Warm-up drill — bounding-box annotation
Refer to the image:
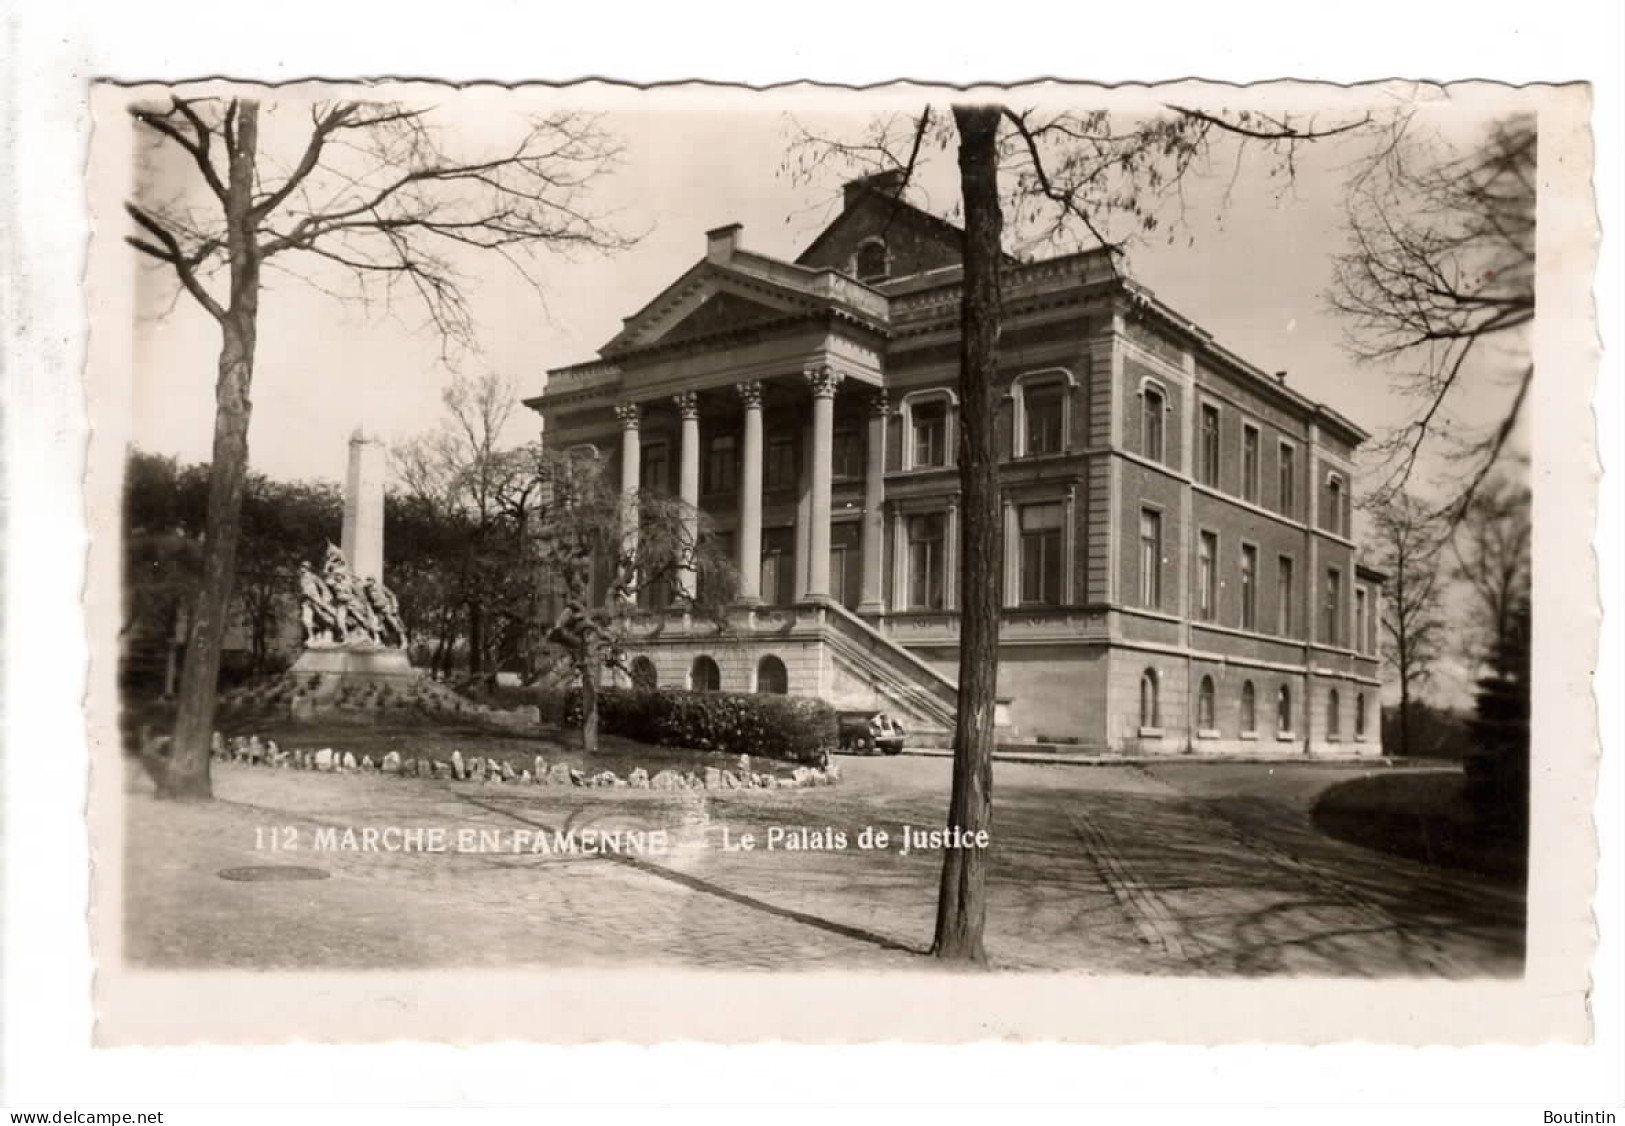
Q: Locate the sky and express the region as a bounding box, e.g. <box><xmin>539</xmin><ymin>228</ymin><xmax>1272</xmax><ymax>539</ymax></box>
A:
<box><xmin>126</xmin><ymin>83</ymin><xmax>1535</xmax><ymax>702</ymax></box>
<box><xmin>130</xmin><ymin>82</ymin><xmax>1527</xmax><ymax>490</ymax></box>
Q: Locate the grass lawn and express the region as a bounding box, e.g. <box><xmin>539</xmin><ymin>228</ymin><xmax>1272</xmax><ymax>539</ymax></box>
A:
<box><xmin>1310</xmin><ymin>769</ymin><xmax>1527</xmax><ymax>887</ymax></box>
<box><xmin>121</xmin><ymin>696</ymin><xmax>809</xmax><ymax>781</ymax></box>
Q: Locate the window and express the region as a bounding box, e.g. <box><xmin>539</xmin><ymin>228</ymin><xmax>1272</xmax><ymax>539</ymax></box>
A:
<box><xmin>689</xmin><ymin>655</ymin><xmax>721</xmax><ymax>692</ymax></box>
<box><xmin>640</xmin><ymin>441</ymin><xmax>669</xmax><ymax>493</ymax></box>
<box><xmin>1242</xmin><ymin>424</ymin><xmax>1261</xmax><ymax>503</ymax></box>
<box><xmin>1324</xmin><ymin>567</ymin><xmax>1343</xmax><ymax>646</ymax></box>
<box><xmin>828</xmin><ymin>522</ymin><xmax>859</xmax><ymax>609</ymax></box>
<box><xmin>1328</xmin><ymin>688</ymin><xmax>1342</xmax><ymax>738</ymax></box>
<box><xmin>1278</xmin><ymin>442</ymin><xmax>1297</xmax><ymax>516</ymax></box>
<box><xmin>1198</xmin><ymin>675</ymin><xmax>1216</xmax><ymax>732</ymax></box>
<box><xmin>630</xmin><ymin>656</ymin><xmax>658</xmax><ymax>690</ymax></box>
<box><xmin>1023</xmin><ymin>381</ymin><xmax>1066</xmax><ymax>456</ymax></box>
<box><xmin>1199</xmin><ymin>404</ymin><xmax>1221</xmax><ymax>486</ymax></box>
<box><xmin>641</xmin><ymin>575</ymin><xmax>672</xmax><ymax>611</ymax></box>
<box><xmin>1141</xmin><ymin>384</ymin><xmax>1166</xmax><ymax>463</ymax></box>
<box><xmin>1197</xmin><ymin>531</ymin><xmax>1218</xmax><ymax>622</ymax></box>
<box><xmin>704</xmin><ymin>433</ymin><xmax>737</xmax><ymax>495</ymax></box>
<box><xmin>760</xmin><ymin>528</ymin><xmax>793</xmax><ymax>605</ymax></box>
<box><xmin>755</xmin><ymin>655</ymin><xmax>788</xmax><ymax>695</ymax></box>
<box><xmin>906</xmin><ymin>513</ymin><xmax>947</xmax><ymax>611</ymax></box>
<box><xmin>1240</xmin><ymin>544</ymin><xmax>1258</xmax><ymax>630</ymax></box>
<box><xmin>1325</xmin><ymin>475</ymin><xmax>1344</xmax><ymax>536</ymax></box>
<box><xmin>832</xmin><ymin>427</ymin><xmax>863</xmax><ymax>480</ymax></box>
<box><xmin>854</xmin><ymin>239</ymin><xmax>889</xmax><ymax>283</ymax></box>
<box><xmin>1355</xmin><ymin>693</ymin><xmax>1368</xmax><ymax>740</ymax></box>
<box><xmin>911</xmin><ymin>400</ymin><xmax>949</xmax><ymax>468</ymax></box>
<box><xmin>1240</xmin><ymin>681</ymin><xmax>1258</xmax><ymax>734</ymax></box>
<box><xmin>1019</xmin><ymin>502</ymin><xmax>1065</xmax><ymax>605</ymax></box>
<box><xmin>1355</xmin><ymin>588</ymin><xmax>1368</xmax><ymax>655</ymax></box>
<box><xmin>1139</xmin><ymin>508</ymin><xmax>1164</xmax><ymax>610</ymax></box>
<box><xmin>1277</xmin><ymin>684</ymin><xmax>1294</xmax><ymax>733</ymax></box>
<box><xmin>1140</xmin><ymin>669</ymin><xmax>1161</xmax><ymax>731</ymax></box>
<box><xmin>764</xmin><ymin>433</ymin><xmax>797</xmax><ymax>491</ymax></box>
<box><xmin>1366</xmin><ymin>587</ymin><xmax>1379</xmax><ymax>654</ymax></box>
<box><xmin>1277</xmin><ymin>554</ymin><xmax>1296</xmax><ymax>636</ymax></box>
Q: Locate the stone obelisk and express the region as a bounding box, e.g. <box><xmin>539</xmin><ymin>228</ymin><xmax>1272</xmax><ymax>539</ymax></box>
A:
<box><xmin>341</xmin><ymin>427</ymin><xmax>386</xmax><ymax>583</ymax></box>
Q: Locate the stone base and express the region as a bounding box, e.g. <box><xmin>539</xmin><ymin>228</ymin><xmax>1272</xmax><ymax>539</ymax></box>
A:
<box><xmin>286</xmin><ymin>646</ymin><xmax>418</xmax><ymax>721</ymax></box>
<box><xmin>289</xmin><ymin>645</ymin><xmax>416</xmax><ymax>678</ymax></box>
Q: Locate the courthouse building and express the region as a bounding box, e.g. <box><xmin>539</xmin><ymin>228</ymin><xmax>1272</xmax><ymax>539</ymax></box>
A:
<box><xmin>526</xmin><ymin>171</ymin><xmax>1385</xmax><ymax>755</ymax></box>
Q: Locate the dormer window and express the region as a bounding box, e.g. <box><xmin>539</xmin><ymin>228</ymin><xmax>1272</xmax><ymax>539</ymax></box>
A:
<box><xmin>854</xmin><ymin>238</ymin><xmax>890</xmax><ymax>283</ymax></box>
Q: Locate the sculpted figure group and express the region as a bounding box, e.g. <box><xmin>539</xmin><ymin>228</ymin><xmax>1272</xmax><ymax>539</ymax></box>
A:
<box><xmin>299</xmin><ymin>544</ymin><xmax>408</xmax><ymax>650</ymax></box>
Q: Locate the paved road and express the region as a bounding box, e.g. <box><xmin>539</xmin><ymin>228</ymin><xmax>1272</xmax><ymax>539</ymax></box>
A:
<box><xmin>121</xmin><ymin>756</ymin><xmax>1524</xmax><ymax>975</ymax></box>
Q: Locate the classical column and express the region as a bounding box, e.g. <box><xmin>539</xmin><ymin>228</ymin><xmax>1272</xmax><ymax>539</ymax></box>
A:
<box><xmin>674</xmin><ymin>391</ymin><xmax>701</xmax><ymax>600</ymax></box>
<box><xmin>613</xmin><ymin>401</ymin><xmax>642</xmax><ymax>601</ymax></box>
<box><xmin>794</xmin><ymin>418</ymin><xmax>811</xmax><ymax>599</ymax></box>
<box><xmin>735</xmin><ymin>380</ymin><xmax>765</xmax><ymax>605</ymax></box>
<box><xmin>804</xmin><ymin>366</ymin><xmax>842</xmax><ymax>601</ymax></box>
<box><xmin>857</xmin><ymin>390</ymin><xmax>888</xmax><ymax>615</ymax></box>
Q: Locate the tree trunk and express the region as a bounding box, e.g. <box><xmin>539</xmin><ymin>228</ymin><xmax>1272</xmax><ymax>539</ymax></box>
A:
<box><xmin>933</xmin><ymin>104</ymin><xmax>1003</xmax><ymax>965</ymax></box>
<box><xmin>580</xmin><ymin>650</ymin><xmax>601</xmax><ymax>753</ymax></box>
<box><xmin>468</xmin><ymin>599</ymin><xmax>485</xmax><ymax>674</ymax></box>
<box><xmin>163</xmin><ymin>101</ymin><xmax>262</xmax><ymax>800</ymax></box>
<box><xmin>1398</xmin><ymin>676</ymin><xmax>1411</xmax><ymax>758</ymax></box>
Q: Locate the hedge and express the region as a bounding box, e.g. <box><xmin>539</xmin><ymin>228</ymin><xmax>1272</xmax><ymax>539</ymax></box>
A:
<box><xmin>561</xmin><ymin>686</ymin><xmax>836</xmax><ymax>765</ymax></box>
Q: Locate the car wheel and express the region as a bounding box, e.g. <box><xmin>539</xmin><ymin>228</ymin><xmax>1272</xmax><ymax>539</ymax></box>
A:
<box><xmin>882</xmin><ymin>743</ymin><xmax>903</xmax><ymax>756</ymax></box>
<box><xmin>855</xmin><ymin>735</ymin><xmax>874</xmax><ymax>755</ymax></box>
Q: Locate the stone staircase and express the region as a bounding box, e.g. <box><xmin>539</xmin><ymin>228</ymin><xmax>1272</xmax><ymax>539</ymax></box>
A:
<box><xmin>812</xmin><ymin>600</ymin><xmax>960</xmax><ymax>744</ymax></box>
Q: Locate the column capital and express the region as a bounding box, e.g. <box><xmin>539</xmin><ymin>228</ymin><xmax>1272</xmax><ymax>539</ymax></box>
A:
<box><xmin>865</xmin><ymin>388</ymin><xmax>890</xmax><ymax>416</ymax></box>
<box><xmin>735</xmin><ymin>380</ymin><xmax>765</xmax><ymax>409</ymax></box>
<box><xmin>613</xmin><ymin>401</ymin><xmax>642</xmax><ymax>430</ymax></box>
<box><xmin>672</xmin><ymin>391</ymin><xmax>700</xmax><ymax>420</ymax></box>
<box><xmin>804</xmin><ymin>366</ymin><xmax>843</xmax><ymax>399</ymax></box>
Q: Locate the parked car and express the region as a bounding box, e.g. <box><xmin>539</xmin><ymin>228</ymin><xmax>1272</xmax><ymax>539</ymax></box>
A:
<box><xmin>837</xmin><ymin>710</ymin><xmax>906</xmax><ymax>755</ymax></box>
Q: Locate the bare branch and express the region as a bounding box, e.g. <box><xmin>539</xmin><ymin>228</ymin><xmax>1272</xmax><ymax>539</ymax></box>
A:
<box><xmin>125</xmin><ymin>201</ymin><xmax>227</xmax><ymax>321</ymax></box>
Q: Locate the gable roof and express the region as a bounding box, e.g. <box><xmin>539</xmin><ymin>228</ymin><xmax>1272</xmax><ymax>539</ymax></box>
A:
<box><xmin>795</xmin><ymin>175</ymin><xmax>1021</xmax><ymax>278</ymax></box>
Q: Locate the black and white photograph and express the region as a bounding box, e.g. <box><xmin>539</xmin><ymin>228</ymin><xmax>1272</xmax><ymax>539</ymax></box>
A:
<box><xmin>78</xmin><ymin>77</ymin><xmax>1596</xmax><ymax>1045</ymax></box>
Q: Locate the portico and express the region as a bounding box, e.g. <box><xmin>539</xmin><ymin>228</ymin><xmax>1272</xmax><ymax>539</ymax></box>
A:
<box><xmin>612</xmin><ymin>364</ymin><xmax>888</xmax><ymax>611</ymax></box>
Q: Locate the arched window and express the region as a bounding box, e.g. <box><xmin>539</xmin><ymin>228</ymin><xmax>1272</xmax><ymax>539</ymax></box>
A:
<box><xmin>1140</xmin><ymin>380</ymin><xmax>1167</xmax><ymax>464</ymax></box>
<box><xmin>1326</xmin><ymin>473</ymin><xmax>1344</xmax><ymax>536</ymax></box>
<box><xmin>1197</xmin><ymin>675</ymin><xmax>1216</xmax><ymax>731</ymax></box>
<box><xmin>1328</xmin><ymin>688</ymin><xmax>1342</xmax><ymax>738</ymax></box>
<box><xmin>1355</xmin><ymin>692</ymin><xmax>1368</xmax><ymax>740</ymax></box>
<box><xmin>689</xmin><ymin>655</ymin><xmax>721</xmax><ymax>692</ymax></box>
<box><xmin>755</xmin><ymin>655</ymin><xmax>788</xmax><ymax>695</ymax></box>
<box><xmin>854</xmin><ymin>239</ymin><xmax>889</xmax><ymax>283</ymax></box>
<box><xmin>1240</xmin><ymin>681</ymin><xmax>1257</xmax><ymax>734</ymax></box>
<box><xmin>630</xmin><ymin>656</ymin><xmax>658</xmax><ymax>691</ymax></box>
<box><xmin>1139</xmin><ymin>669</ymin><xmax>1161</xmax><ymax>731</ymax></box>
<box><xmin>1277</xmin><ymin>684</ymin><xmax>1294</xmax><ymax>733</ymax></box>
<box><xmin>1011</xmin><ymin>369</ymin><xmax>1077</xmax><ymax>458</ymax></box>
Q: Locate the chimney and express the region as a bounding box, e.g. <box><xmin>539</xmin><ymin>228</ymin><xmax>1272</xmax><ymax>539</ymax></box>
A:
<box><xmin>1274</xmin><ymin>370</ymin><xmax>1288</xmax><ymax>384</ymax></box>
<box><xmin>706</xmin><ymin>223</ymin><xmax>742</xmax><ymax>264</ymax></box>
<box><xmin>843</xmin><ymin>168</ymin><xmax>907</xmax><ymax>210</ymax></box>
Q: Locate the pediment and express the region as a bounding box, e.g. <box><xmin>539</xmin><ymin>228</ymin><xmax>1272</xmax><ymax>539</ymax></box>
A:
<box><xmin>659</xmin><ymin>290</ymin><xmax>794</xmax><ymax>345</ymax></box>
<box><xmin>602</xmin><ymin>264</ymin><xmax>820</xmax><ymax>355</ymax></box>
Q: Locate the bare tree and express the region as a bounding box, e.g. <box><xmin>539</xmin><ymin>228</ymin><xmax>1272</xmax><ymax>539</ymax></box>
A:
<box><xmin>1367</xmin><ymin>492</ymin><xmax>1448</xmax><ymax>756</ymax></box>
<box><xmin>1331</xmin><ymin>117</ymin><xmax>1535</xmax><ymax>518</ymax></box>
<box><xmin>1450</xmin><ymin>472</ymin><xmax>1532</xmax><ymax>673</ymax></box>
<box><xmin>787</xmin><ymin>95</ymin><xmax>1374</xmax><ymax>964</ymax></box>
<box><xmin>395</xmin><ymin>373</ymin><xmax>530</xmax><ymax>674</ymax></box>
<box><xmin>128</xmin><ymin>92</ymin><xmax>628</xmax><ymax>798</ymax></box>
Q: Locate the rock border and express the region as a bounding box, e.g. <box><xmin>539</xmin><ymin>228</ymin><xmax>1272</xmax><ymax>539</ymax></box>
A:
<box><xmin>207</xmin><ymin>732</ymin><xmax>841</xmax><ymax>789</ymax></box>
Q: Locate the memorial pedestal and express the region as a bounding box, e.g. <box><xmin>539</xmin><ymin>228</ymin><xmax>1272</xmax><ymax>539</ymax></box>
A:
<box><xmin>287</xmin><ymin>645</ymin><xmax>418</xmax><ymax>719</ymax></box>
